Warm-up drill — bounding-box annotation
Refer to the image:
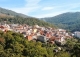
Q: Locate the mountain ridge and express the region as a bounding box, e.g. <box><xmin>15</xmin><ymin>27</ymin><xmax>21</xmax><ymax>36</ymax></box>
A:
<box><xmin>0</xmin><ymin>7</ymin><xmax>55</xmax><ymax>28</ymax></box>
<box><xmin>41</xmin><ymin>12</ymin><xmax>80</xmax><ymax>32</ymax></box>
<box><xmin>0</xmin><ymin>7</ymin><xmax>30</xmax><ymax>18</ymax></box>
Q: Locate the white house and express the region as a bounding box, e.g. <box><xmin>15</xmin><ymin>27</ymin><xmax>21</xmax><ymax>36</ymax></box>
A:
<box><xmin>74</xmin><ymin>31</ymin><xmax>80</xmax><ymax>38</ymax></box>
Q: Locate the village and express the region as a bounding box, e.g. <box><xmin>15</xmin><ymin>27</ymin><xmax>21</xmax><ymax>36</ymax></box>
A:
<box><xmin>0</xmin><ymin>23</ymin><xmax>73</xmax><ymax>45</ymax></box>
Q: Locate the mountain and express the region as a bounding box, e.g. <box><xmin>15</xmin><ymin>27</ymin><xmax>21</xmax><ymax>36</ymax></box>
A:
<box><xmin>0</xmin><ymin>7</ymin><xmax>55</xmax><ymax>28</ymax></box>
<box><xmin>0</xmin><ymin>7</ymin><xmax>30</xmax><ymax>18</ymax></box>
<box><xmin>41</xmin><ymin>12</ymin><xmax>80</xmax><ymax>32</ymax></box>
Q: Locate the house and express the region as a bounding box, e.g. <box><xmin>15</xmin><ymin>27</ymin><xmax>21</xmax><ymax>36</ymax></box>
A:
<box><xmin>34</xmin><ymin>25</ymin><xmax>39</xmax><ymax>28</ymax></box>
<box><xmin>55</xmin><ymin>36</ymin><xmax>66</xmax><ymax>45</ymax></box>
<box><xmin>0</xmin><ymin>24</ymin><xmax>11</xmax><ymax>31</ymax></box>
<box><xmin>46</xmin><ymin>32</ymin><xmax>52</xmax><ymax>38</ymax></box>
<box><xmin>37</xmin><ymin>35</ymin><xmax>48</xmax><ymax>43</ymax></box>
<box><xmin>26</xmin><ymin>35</ymin><xmax>33</xmax><ymax>41</ymax></box>
<box><xmin>32</xmin><ymin>35</ymin><xmax>37</xmax><ymax>40</ymax></box>
<box><xmin>22</xmin><ymin>32</ymin><xmax>27</xmax><ymax>37</ymax></box>
<box><xmin>33</xmin><ymin>28</ymin><xmax>37</xmax><ymax>33</ymax></box>
<box><xmin>49</xmin><ymin>36</ymin><xmax>55</xmax><ymax>44</ymax></box>
<box><xmin>74</xmin><ymin>31</ymin><xmax>80</xmax><ymax>38</ymax></box>
<box><xmin>40</xmin><ymin>30</ymin><xmax>44</xmax><ymax>35</ymax></box>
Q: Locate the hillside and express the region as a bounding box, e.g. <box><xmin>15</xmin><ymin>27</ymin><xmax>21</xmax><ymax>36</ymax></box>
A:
<box><xmin>0</xmin><ymin>7</ymin><xmax>30</xmax><ymax>18</ymax></box>
<box><xmin>0</xmin><ymin>16</ymin><xmax>55</xmax><ymax>27</ymax></box>
<box><xmin>42</xmin><ymin>12</ymin><xmax>80</xmax><ymax>32</ymax></box>
<box><xmin>0</xmin><ymin>7</ymin><xmax>55</xmax><ymax>28</ymax></box>
<box><xmin>0</xmin><ymin>30</ymin><xmax>80</xmax><ymax>57</ymax></box>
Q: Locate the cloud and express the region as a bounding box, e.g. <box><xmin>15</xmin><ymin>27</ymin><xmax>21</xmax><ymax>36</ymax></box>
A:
<box><xmin>25</xmin><ymin>0</ymin><xmax>41</xmax><ymax>6</ymax></box>
<box><xmin>10</xmin><ymin>0</ymin><xmax>41</xmax><ymax>14</ymax></box>
<box><xmin>33</xmin><ymin>3</ymin><xmax>80</xmax><ymax>18</ymax></box>
<box><xmin>11</xmin><ymin>6</ymin><xmax>39</xmax><ymax>14</ymax></box>
<box><xmin>33</xmin><ymin>11</ymin><xmax>65</xmax><ymax>18</ymax></box>
<box><xmin>6</xmin><ymin>0</ymin><xmax>80</xmax><ymax>18</ymax></box>
<box><xmin>42</xmin><ymin>7</ymin><xmax>54</xmax><ymax>10</ymax></box>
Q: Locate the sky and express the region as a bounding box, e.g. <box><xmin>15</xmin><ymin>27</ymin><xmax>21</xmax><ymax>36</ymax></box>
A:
<box><xmin>0</xmin><ymin>0</ymin><xmax>80</xmax><ymax>18</ymax></box>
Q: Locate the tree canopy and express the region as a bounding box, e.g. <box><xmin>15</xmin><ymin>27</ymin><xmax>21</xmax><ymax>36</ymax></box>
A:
<box><xmin>0</xmin><ymin>31</ymin><xmax>80</xmax><ymax>57</ymax></box>
<box><xmin>42</xmin><ymin>12</ymin><xmax>80</xmax><ymax>32</ymax></box>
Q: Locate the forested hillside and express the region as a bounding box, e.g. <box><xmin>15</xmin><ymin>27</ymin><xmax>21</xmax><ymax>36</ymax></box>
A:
<box><xmin>0</xmin><ymin>7</ymin><xmax>55</xmax><ymax>28</ymax></box>
<box><xmin>0</xmin><ymin>7</ymin><xmax>31</xmax><ymax>18</ymax></box>
<box><xmin>0</xmin><ymin>30</ymin><xmax>80</xmax><ymax>57</ymax></box>
<box><xmin>0</xmin><ymin>16</ymin><xmax>55</xmax><ymax>28</ymax></box>
<box><xmin>42</xmin><ymin>12</ymin><xmax>80</xmax><ymax>32</ymax></box>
